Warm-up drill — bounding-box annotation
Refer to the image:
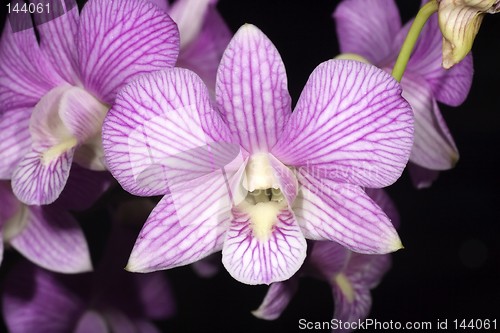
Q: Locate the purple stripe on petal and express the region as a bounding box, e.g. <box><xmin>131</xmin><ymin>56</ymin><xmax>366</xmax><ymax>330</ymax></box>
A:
<box><xmin>103</xmin><ymin>69</ymin><xmax>234</xmax><ymax>196</ymax></box>
<box><xmin>74</xmin><ymin>311</ymin><xmax>109</xmax><ymax>333</ymax></box>
<box><xmin>58</xmin><ymin>86</ymin><xmax>108</xmax><ymax>143</ymax></box>
<box><xmin>10</xmin><ymin>205</ymin><xmax>92</xmax><ymax>273</ymax></box>
<box><xmin>346</xmin><ymin>253</ymin><xmax>392</xmax><ymax>289</ymax></box>
<box><xmin>308</xmin><ymin>241</ymin><xmax>350</xmax><ymax>278</ymax></box>
<box><xmin>333</xmin><ymin>0</ymin><xmax>401</xmax><ymax>66</ymax></box>
<box><xmin>252</xmin><ymin>279</ymin><xmax>299</xmax><ymax>320</ymax></box>
<box><xmin>33</xmin><ymin>0</ymin><xmax>80</xmax><ymax>85</ymax></box>
<box><xmin>169</xmin><ymin>0</ymin><xmax>212</xmax><ymax>49</ymax></box>
<box><xmin>3</xmin><ymin>262</ymin><xmax>86</xmax><ymax>333</ymax></box>
<box><xmin>11</xmin><ymin>148</ymin><xmax>75</xmax><ymax>205</ymax></box>
<box><xmin>331</xmin><ymin>277</ymin><xmax>372</xmax><ymax>328</ymax></box>
<box><xmin>294</xmin><ymin>170</ymin><xmax>402</xmax><ymax>254</ymax></box>
<box><xmin>0</xmin><ymin>108</ymin><xmax>32</xmax><ymax>179</ymax></box>
<box><xmin>222</xmin><ymin>206</ymin><xmax>307</xmax><ymax>285</ymax></box>
<box><xmin>364</xmin><ymin>188</ymin><xmax>400</xmax><ymax>229</ymax></box>
<box><xmin>77</xmin><ymin>0</ymin><xmax>180</xmax><ymax>104</ymax></box>
<box><xmin>402</xmin><ymin>74</ymin><xmax>458</xmax><ymax>170</ymax></box>
<box><xmin>126</xmin><ymin>194</ymin><xmax>228</xmax><ymax>273</ymax></box>
<box><xmin>148</xmin><ymin>0</ymin><xmax>169</xmax><ymax>12</ymax></box>
<box><xmin>216</xmin><ymin>24</ymin><xmax>292</xmax><ymax>154</ymax></box>
<box><xmin>176</xmin><ymin>4</ymin><xmax>232</xmax><ymax>93</ymax></box>
<box><xmin>0</xmin><ymin>8</ymin><xmax>63</xmax><ymax>111</ymax></box>
<box><xmin>274</xmin><ymin>60</ymin><xmax>414</xmax><ymax>188</ymax></box>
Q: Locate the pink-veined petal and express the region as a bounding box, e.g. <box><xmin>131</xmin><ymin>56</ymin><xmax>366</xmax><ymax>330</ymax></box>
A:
<box><xmin>308</xmin><ymin>241</ymin><xmax>350</xmax><ymax>278</ymax></box>
<box><xmin>364</xmin><ymin>188</ymin><xmax>400</xmax><ymax>229</ymax></box>
<box><xmin>274</xmin><ymin>60</ymin><xmax>414</xmax><ymax>188</ymax></box>
<box><xmin>402</xmin><ymin>74</ymin><xmax>458</xmax><ymax>170</ymax></box>
<box><xmin>0</xmin><ymin>108</ymin><xmax>31</xmax><ymax>178</ymax></box>
<box><xmin>176</xmin><ymin>4</ymin><xmax>232</xmax><ymax>93</ymax></box>
<box><xmin>58</xmin><ymin>86</ymin><xmax>109</xmax><ymax>143</ymax></box>
<box><xmin>294</xmin><ymin>171</ymin><xmax>402</xmax><ymax>254</ymax></box>
<box><xmin>10</xmin><ymin>205</ymin><xmax>92</xmax><ymax>273</ymax></box>
<box><xmin>252</xmin><ymin>279</ymin><xmax>299</xmax><ymax>320</ymax></box>
<box><xmin>0</xmin><ymin>5</ymin><xmax>63</xmax><ymax>111</ymax></box>
<box><xmin>147</xmin><ymin>0</ymin><xmax>169</xmax><ymax>12</ymax></box>
<box><xmin>331</xmin><ymin>277</ymin><xmax>372</xmax><ymax>329</ymax></box>
<box><xmin>126</xmin><ymin>193</ymin><xmax>229</xmax><ymax>273</ymax></box>
<box><xmin>0</xmin><ymin>181</ymin><xmax>20</xmax><ymax>225</ymax></box>
<box><xmin>74</xmin><ymin>311</ymin><xmax>109</xmax><ymax>333</ymax></box>
<box><xmin>33</xmin><ymin>0</ymin><xmax>80</xmax><ymax>84</ymax></box>
<box><xmin>77</xmin><ymin>0</ymin><xmax>180</xmax><ymax>104</ymax></box>
<box><xmin>333</xmin><ymin>0</ymin><xmax>401</xmax><ymax>66</ymax></box>
<box><xmin>103</xmin><ymin>68</ymin><xmax>234</xmax><ymax>196</ymax></box>
<box><xmin>3</xmin><ymin>262</ymin><xmax>87</xmax><ymax>333</ymax></box>
<box><xmin>408</xmin><ymin>162</ymin><xmax>441</xmax><ymax>189</ymax></box>
<box><xmin>216</xmin><ymin>24</ymin><xmax>292</xmax><ymax>153</ymax></box>
<box><xmin>346</xmin><ymin>253</ymin><xmax>392</xmax><ymax>289</ymax></box>
<box><xmin>169</xmin><ymin>0</ymin><xmax>212</xmax><ymax>49</ymax></box>
<box><xmin>11</xmin><ymin>148</ymin><xmax>75</xmax><ymax>205</ymax></box>
<box><xmin>222</xmin><ymin>206</ymin><xmax>307</xmax><ymax>285</ymax></box>
<box><xmin>400</xmin><ymin>14</ymin><xmax>473</xmax><ymax>106</ymax></box>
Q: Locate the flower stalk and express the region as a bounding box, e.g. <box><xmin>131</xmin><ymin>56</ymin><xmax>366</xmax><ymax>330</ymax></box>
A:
<box><xmin>391</xmin><ymin>0</ymin><xmax>439</xmax><ymax>82</ymax></box>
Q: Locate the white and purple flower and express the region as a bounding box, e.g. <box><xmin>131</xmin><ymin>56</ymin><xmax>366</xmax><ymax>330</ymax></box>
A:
<box><xmin>102</xmin><ymin>24</ymin><xmax>413</xmax><ymax>285</ymax></box>
<box><xmin>0</xmin><ymin>0</ymin><xmax>179</xmax><ymax>205</ymax></box>
<box><xmin>253</xmin><ymin>189</ymin><xmax>398</xmax><ymax>332</ymax></box>
<box><xmin>334</xmin><ymin>0</ymin><xmax>473</xmax><ymax>188</ymax></box>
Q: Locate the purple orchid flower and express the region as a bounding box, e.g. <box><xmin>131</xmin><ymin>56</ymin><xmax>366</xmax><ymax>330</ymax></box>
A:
<box><xmin>0</xmin><ymin>0</ymin><xmax>179</xmax><ymax>205</ymax></box>
<box><xmin>253</xmin><ymin>189</ymin><xmax>398</xmax><ymax>332</ymax></box>
<box><xmin>333</xmin><ymin>0</ymin><xmax>473</xmax><ymax>188</ymax></box>
<box><xmin>102</xmin><ymin>24</ymin><xmax>414</xmax><ymax>285</ymax></box>
<box><xmin>149</xmin><ymin>0</ymin><xmax>232</xmax><ymax>92</ymax></box>
<box><xmin>0</xmin><ymin>165</ymin><xmax>111</xmax><ymax>273</ymax></box>
<box><xmin>2</xmin><ymin>223</ymin><xmax>175</xmax><ymax>333</ymax></box>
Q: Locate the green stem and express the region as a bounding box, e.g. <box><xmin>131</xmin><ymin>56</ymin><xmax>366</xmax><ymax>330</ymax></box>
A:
<box><xmin>391</xmin><ymin>0</ymin><xmax>439</xmax><ymax>82</ymax></box>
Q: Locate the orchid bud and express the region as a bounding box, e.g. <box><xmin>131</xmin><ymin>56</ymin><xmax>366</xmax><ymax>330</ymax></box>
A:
<box><xmin>438</xmin><ymin>0</ymin><xmax>500</xmax><ymax>68</ymax></box>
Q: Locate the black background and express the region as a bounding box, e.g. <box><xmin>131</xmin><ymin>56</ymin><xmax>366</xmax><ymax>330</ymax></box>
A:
<box><xmin>1</xmin><ymin>0</ymin><xmax>499</xmax><ymax>332</ymax></box>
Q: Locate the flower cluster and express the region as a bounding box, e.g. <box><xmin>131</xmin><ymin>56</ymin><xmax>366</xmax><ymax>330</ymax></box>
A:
<box><xmin>0</xmin><ymin>0</ymin><xmax>486</xmax><ymax>331</ymax></box>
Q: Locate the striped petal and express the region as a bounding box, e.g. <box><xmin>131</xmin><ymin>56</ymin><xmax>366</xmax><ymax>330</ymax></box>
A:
<box><xmin>333</xmin><ymin>0</ymin><xmax>401</xmax><ymax>66</ymax></box>
<box><xmin>308</xmin><ymin>241</ymin><xmax>350</xmax><ymax>278</ymax></box>
<box><xmin>400</xmin><ymin>15</ymin><xmax>473</xmax><ymax>106</ymax></box>
<box><xmin>294</xmin><ymin>170</ymin><xmax>402</xmax><ymax>254</ymax></box>
<box><xmin>273</xmin><ymin>60</ymin><xmax>414</xmax><ymax>188</ymax></box>
<box><xmin>402</xmin><ymin>74</ymin><xmax>458</xmax><ymax>170</ymax></box>
<box><xmin>103</xmin><ymin>68</ymin><xmax>234</xmax><ymax>197</ymax></box>
<box><xmin>216</xmin><ymin>24</ymin><xmax>292</xmax><ymax>153</ymax></box>
<box><xmin>126</xmin><ymin>193</ymin><xmax>229</xmax><ymax>273</ymax></box>
<box><xmin>0</xmin><ymin>5</ymin><xmax>63</xmax><ymax>111</ymax></box>
<box><xmin>222</xmin><ymin>206</ymin><xmax>307</xmax><ymax>285</ymax></box>
<box><xmin>364</xmin><ymin>188</ymin><xmax>400</xmax><ymax>229</ymax></box>
<box><xmin>176</xmin><ymin>4</ymin><xmax>232</xmax><ymax>93</ymax></box>
<box><xmin>34</xmin><ymin>0</ymin><xmax>80</xmax><ymax>85</ymax></box>
<box><xmin>3</xmin><ymin>262</ymin><xmax>86</xmax><ymax>333</ymax></box>
<box><xmin>0</xmin><ymin>108</ymin><xmax>31</xmax><ymax>178</ymax></box>
<box><xmin>252</xmin><ymin>279</ymin><xmax>299</xmax><ymax>320</ymax></box>
<box><xmin>11</xmin><ymin>148</ymin><xmax>75</xmax><ymax>205</ymax></box>
<box><xmin>169</xmin><ymin>0</ymin><xmax>212</xmax><ymax>49</ymax></box>
<box><xmin>10</xmin><ymin>205</ymin><xmax>92</xmax><ymax>273</ymax></box>
<box><xmin>331</xmin><ymin>275</ymin><xmax>372</xmax><ymax>328</ymax></box>
<box><xmin>77</xmin><ymin>0</ymin><xmax>180</xmax><ymax>104</ymax></box>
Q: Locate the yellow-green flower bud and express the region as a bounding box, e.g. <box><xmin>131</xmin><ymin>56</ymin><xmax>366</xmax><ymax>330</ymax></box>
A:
<box><xmin>438</xmin><ymin>0</ymin><xmax>500</xmax><ymax>68</ymax></box>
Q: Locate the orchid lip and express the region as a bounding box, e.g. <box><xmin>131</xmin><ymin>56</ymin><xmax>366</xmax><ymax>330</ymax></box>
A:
<box><xmin>42</xmin><ymin>136</ymin><xmax>78</xmax><ymax>165</ymax></box>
